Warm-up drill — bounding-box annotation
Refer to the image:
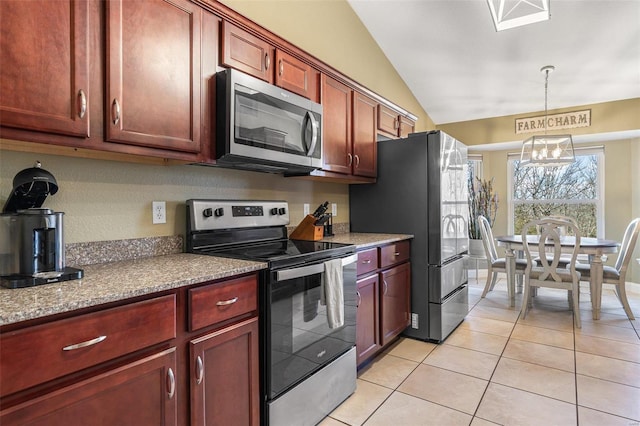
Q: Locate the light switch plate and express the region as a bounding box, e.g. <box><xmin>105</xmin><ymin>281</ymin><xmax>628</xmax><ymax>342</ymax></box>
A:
<box><xmin>303</xmin><ymin>203</ymin><xmax>310</xmax><ymax>216</ymax></box>
<box><xmin>331</xmin><ymin>203</ymin><xmax>337</xmax><ymax>217</ymax></box>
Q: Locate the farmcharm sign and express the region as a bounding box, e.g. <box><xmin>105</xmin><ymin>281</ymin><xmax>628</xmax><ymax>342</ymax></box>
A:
<box><xmin>515</xmin><ymin>110</ymin><xmax>591</xmax><ymax>135</ymax></box>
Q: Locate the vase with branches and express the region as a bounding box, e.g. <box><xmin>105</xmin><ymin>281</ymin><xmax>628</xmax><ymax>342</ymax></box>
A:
<box><xmin>468</xmin><ymin>176</ymin><xmax>499</xmax><ymax>240</ymax></box>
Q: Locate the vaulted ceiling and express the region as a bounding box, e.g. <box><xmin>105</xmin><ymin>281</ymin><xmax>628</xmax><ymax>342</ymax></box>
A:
<box><xmin>348</xmin><ymin>0</ymin><xmax>640</xmax><ymax>126</ymax></box>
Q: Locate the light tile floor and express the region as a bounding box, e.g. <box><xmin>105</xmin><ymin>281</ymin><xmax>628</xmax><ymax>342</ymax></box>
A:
<box><xmin>320</xmin><ymin>273</ymin><xmax>640</xmax><ymax>426</ymax></box>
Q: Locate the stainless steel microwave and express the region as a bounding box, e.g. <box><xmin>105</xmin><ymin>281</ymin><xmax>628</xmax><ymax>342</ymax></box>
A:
<box><xmin>215</xmin><ymin>68</ymin><xmax>322</xmax><ymax>174</ymax></box>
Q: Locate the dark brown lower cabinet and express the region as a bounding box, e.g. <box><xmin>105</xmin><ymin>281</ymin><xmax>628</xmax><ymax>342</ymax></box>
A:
<box><xmin>0</xmin><ymin>349</ymin><xmax>177</xmax><ymax>425</ymax></box>
<box><xmin>0</xmin><ymin>273</ymin><xmax>260</xmax><ymax>425</ymax></box>
<box><xmin>190</xmin><ymin>317</ymin><xmax>260</xmax><ymax>426</ymax></box>
<box><xmin>380</xmin><ymin>262</ymin><xmax>411</xmax><ymax>346</ymax></box>
<box><xmin>356</xmin><ymin>274</ymin><xmax>381</xmax><ymax>365</ymax></box>
<box><xmin>355</xmin><ymin>240</ymin><xmax>411</xmax><ymax>367</ymax></box>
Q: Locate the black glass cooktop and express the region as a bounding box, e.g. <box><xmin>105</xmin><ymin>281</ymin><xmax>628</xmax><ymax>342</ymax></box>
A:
<box><xmin>197</xmin><ymin>239</ymin><xmax>355</xmax><ymax>269</ymax></box>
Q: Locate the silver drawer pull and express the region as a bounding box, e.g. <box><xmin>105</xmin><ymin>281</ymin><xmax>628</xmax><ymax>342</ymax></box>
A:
<box><xmin>216</xmin><ymin>297</ymin><xmax>238</xmax><ymax>306</ymax></box>
<box><xmin>112</xmin><ymin>98</ymin><xmax>120</xmax><ymax>125</ymax></box>
<box><xmin>167</xmin><ymin>367</ymin><xmax>175</xmax><ymax>399</ymax></box>
<box><xmin>394</xmin><ymin>252</ymin><xmax>401</xmax><ymax>256</ymax></box>
<box><xmin>362</xmin><ymin>259</ymin><xmax>371</xmax><ymax>264</ymax></box>
<box><xmin>62</xmin><ymin>335</ymin><xmax>107</xmax><ymax>351</ymax></box>
<box><xmin>78</xmin><ymin>89</ymin><xmax>87</xmax><ymax>118</ymax></box>
<box><xmin>196</xmin><ymin>356</ymin><xmax>204</xmax><ymax>385</ymax></box>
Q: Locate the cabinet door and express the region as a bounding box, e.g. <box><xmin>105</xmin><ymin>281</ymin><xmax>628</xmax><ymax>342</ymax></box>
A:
<box><xmin>1</xmin><ymin>349</ymin><xmax>177</xmax><ymax>425</ymax></box>
<box><xmin>190</xmin><ymin>317</ymin><xmax>259</xmax><ymax>426</ymax></box>
<box><xmin>380</xmin><ymin>262</ymin><xmax>411</xmax><ymax>346</ymax></box>
<box><xmin>321</xmin><ymin>75</ymin><xmax>352</xmax><ymax>174</ymax></box>
<box><xmin>352</xmin><ymin>92</ymin><xmax>377</xmax><ymax>178</ymax></box>
<box><xmin>221</xmin><ymin>21</ymin><xmax>274</xmax><ymax>83</ymax></box>
<box><xmin>275</xmin><ymin>50</ymin><xmax>319</xmax><ymax>101</ymax></box>
<box><xmin>0</xmin><ymin>0</ymin><xmax>89</xmax><ymax>137</ymax></box>
<box><xmin>106</xmin><ymin>0</ymin><xmax>202</xmax><ymax>152</ymax></box>
<box><xmin>377</xmin><ymin>104</ymin><xmax>398</xmax><ymax>138</ymax></box>
<box><xmin>356</xmin><ymin>274</ymin><xmax>381</xmax><ymax>366</ymax></box>
<box><xmin>399</xmin><ymin>116</ymin><xmax>415</xmax><ymax>138</ymax></box>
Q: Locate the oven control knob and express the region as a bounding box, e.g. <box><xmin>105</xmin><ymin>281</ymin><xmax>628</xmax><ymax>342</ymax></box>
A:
<box><xmin>278</xmin><ymin>207</ymin><xmax>286</xmax><ymax>215</ymax></box>
<box><xmin>270</xmin><ymin>207</ymin><xmax>278</xmax><ymax>215</ymax></box>
<box><xmin>214</xmin><ymin>208</ymin><xmax>224</xmax><ymax>217</ymax></box>
<box><xmin>203</xmin><ymin>208</ymin><xmax>213</xmax><ymax>218</ymax></box>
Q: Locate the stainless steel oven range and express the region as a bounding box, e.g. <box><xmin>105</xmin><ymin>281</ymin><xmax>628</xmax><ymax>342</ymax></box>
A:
<box><xmin>186</xmin><ymin>199</ymin><xmax>357</xmax><ymax>426</ymax></box>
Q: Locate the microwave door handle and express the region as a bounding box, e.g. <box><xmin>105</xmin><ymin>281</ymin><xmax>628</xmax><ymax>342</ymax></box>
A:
<box><xmin>303</xmin><ymin>111</ymin><xmax>319</xmax><ymax>156</ymax></box>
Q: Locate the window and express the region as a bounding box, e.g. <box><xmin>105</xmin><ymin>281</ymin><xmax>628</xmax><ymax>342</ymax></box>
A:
<box><xmin>468</xmin><ymin>153</ymin><xmax>483</xmax><ymax>182</ymax></box>
<box><xmin>507</xmin><ymin>147</ymin><xmax>604</xmax><ymax>238</ymax></box>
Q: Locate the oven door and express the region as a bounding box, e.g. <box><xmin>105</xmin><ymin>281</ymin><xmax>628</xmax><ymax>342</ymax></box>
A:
<box><xmin>265</xmin><ymin>254</ymin><xmax>357</xmax><ymax>400</ymax></box>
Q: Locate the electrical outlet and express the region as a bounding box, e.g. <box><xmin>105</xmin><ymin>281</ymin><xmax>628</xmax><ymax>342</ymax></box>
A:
<box><xmin>331</xmin><ymin>203</ymin><xmax>337</xmax><ymax>217</ymax></box>
<box><xmin>303</xmin><ymin>203</ymin><xmax>310</xmax><ymax>216</ymax></box>
<box><xmin>152</xmin><ymin>201</ymin><xmax>166</xmax><ymax>224</ymax></box>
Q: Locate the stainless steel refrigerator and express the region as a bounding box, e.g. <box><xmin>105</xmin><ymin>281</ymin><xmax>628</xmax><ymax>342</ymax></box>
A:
<box><xmin>349</xmin><ymin>130</ymin><xmax>469</xmax><ymax>342</ymax></box>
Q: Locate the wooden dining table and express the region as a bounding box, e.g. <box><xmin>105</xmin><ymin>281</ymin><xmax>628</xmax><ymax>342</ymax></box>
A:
<box><xmin>495</xmin><ymin>234</ymin><xmax>619</xmax><ymax>319</ymax></box>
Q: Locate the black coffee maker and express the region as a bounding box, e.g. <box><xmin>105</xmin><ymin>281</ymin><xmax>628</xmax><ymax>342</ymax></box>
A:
<box><xmin>0</xmin><ymin>161</ymin><xmax>83</xmax><ymax>289</ymax></box>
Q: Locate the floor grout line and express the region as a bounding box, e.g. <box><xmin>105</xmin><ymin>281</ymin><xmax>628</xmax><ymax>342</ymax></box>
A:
<box><xmin>332</xmin><ymin>278</ymin><xmax>640</xmax><ymax>426</ymax></box>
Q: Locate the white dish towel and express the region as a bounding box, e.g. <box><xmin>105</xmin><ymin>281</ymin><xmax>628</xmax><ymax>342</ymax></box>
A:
<box><xmin>321</xmin><ymin>258</ymin><xmax>344</xmax><ymax>329</ymax></box>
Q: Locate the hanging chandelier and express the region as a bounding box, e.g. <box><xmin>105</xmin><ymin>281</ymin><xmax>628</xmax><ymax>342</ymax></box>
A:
<box><xmin>520</xmin><ymin>65</ymin><xmax>575</xmax><ymax>167</ymax></box>
<box><xmin>487</xmin><ymin>0</ymin><xmax>550</xmax><ymax>31</ymax></box>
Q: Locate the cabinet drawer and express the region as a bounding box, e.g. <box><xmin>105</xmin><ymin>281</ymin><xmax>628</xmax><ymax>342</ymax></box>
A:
<box><xmin>357</xmin><ymin>248</ymin><xmax>378</xmax><ymax>276</ymax></box>
<box><xmin>0</xmin><ymin>294</ymin><xmax>176</xmax><ymax>397</ymax></box>
<box><xmin>380</xmin><ymin>240</ymin><xmax>411</xmax><ymax>268</ymax></box>
<box><xmin>189</xmin><ymin>274</ymin><xmax>258</xmax><ymax>331</ymax></box>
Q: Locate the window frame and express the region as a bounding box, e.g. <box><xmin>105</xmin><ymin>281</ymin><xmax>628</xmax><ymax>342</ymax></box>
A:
<box><xmin>468</xmin><ymin>153</ymin><xmax>483</xmax><ymax>180</ymax></box>
<box><xmin>506</xmin><ymin>146</ymin><xmax>605</xmax><ymax>238</ymax></box>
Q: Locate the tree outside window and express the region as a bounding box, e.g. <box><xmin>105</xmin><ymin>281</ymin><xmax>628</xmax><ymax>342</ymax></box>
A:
<box><xmin>509</xmin><ymin>148</ymin><xmax>603</xmax><ymax>238</ymax></box>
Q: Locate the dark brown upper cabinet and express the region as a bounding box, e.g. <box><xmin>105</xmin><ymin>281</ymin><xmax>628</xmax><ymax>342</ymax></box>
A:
<box><xmin>221</xmin><ymin>21</ymin><xmax>319</xmax><ymax>101</ymax></box>
<box><xmin>0</xmin><ymin>0</ymin><xmax>89</xmax><ymax>138</ymax></box>
<box><xmin>377</xmin><ymin>104</ymin><xmax>415</xmax><ymax>139</ymax></box>
<box><xmin>106</xmin><ymin>0</ymin><xmax>207</xmax><ymax>153</ymax></box>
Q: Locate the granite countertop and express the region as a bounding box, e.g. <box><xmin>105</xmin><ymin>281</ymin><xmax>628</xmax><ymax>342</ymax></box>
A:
<box><xmin>0</xmin><ymin>233</ymin><xmax>413</xmax><ymax>327</ymax></box>
<box><xmin>0</xmin><ymin>254</ymin><xmax>266</xmax><ymax>327</ymax></box>
<box><xmin>322</xmin><ymin>232</ymin><xmax>413</xmax><ymax>249</ymax></box>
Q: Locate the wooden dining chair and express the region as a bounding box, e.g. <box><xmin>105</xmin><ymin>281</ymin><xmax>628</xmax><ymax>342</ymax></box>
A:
<box><xmin>478</xmin><ymin>215</ymin><xmax>527</xmax><ymax>298</ymax></box>
<box><xmin>521</xmin><ymin>217</ymin><xmax>582</xmax><ymax>328</ymax></box>
<box><xmin>576</xmin><ymin>217</ymin><xmax>640</xmax><ymax>320</ymax></box>
<box><xmin>535</xmin><ymin>215</ymin><xmax>582</xmax><ymax>268</ymax></box>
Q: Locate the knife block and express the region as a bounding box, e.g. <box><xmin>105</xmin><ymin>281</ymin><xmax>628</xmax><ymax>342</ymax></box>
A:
<box><xmin>289</xmin><ymin>215</ymin><xmax>324</xmax><ymax>241</ymax></box>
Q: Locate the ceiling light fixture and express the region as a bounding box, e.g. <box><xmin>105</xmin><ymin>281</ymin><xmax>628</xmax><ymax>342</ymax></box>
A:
<box><xmin>487</xmin><ymin>0</ymin><xmax>550</xmax><ymax>31</ymax></box>
<box><xmin>520</xmin><ymin>65</ymin><xmax>575</xmax><ymax>167</ymax></box>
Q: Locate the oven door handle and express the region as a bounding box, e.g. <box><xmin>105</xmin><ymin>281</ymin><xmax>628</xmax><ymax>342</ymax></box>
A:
<box><xmin>276</xmin><ymin>253</ymin><xmax>357</xmax><ymax>282</ymax></box>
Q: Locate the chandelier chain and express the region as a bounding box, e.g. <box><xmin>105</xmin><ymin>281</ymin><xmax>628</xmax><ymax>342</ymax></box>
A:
<box><xmin>544</xmin><ymin>68</ymin><xmax>550</xmax><ymax>135</ymax></box>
